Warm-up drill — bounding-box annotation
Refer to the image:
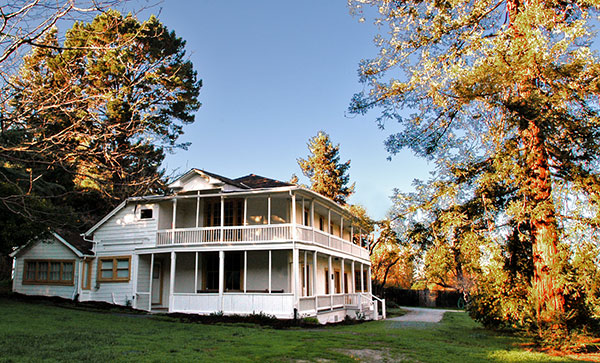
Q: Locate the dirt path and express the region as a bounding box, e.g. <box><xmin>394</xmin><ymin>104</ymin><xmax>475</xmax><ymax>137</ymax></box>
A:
<box><xmin>388</xmin><ymin>307</ymin><xmax>460</xmax><ymax>323</ymax></box>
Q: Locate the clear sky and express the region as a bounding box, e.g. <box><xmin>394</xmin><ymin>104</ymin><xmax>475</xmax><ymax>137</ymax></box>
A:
<box><xmin>132</xmin><ymin>0</ymin><xmax>432</xmax><ymax>220</ymax></box>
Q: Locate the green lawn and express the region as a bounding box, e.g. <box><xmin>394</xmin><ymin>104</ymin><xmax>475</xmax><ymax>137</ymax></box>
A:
<box><xmin>0</xmin><ymin>296</ymin><xmax>577</xmax><ymax>362</ymax></box>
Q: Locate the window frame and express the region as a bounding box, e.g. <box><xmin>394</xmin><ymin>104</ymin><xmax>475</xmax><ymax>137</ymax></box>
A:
<box><xmin>139</xmin><ymin>208</ymin><xmax>153</xmax><ymax>220</ymax></box>
<box><xmin>81</xmin><ymin>259</ymin><xmax>93</xmax><ymax>290</ymax></box>
<box><xmin>97</xmin><ymin>256</ymin><xmax>131</xmax><ymax>283</ymax></box>
<box><xmin>23</xmin><ymin>259</ymin><xmax>75</xmax><ymax>286</ymax></box>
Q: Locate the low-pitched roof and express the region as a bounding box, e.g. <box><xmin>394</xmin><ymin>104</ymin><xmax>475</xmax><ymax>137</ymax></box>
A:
<box><xmin>55</xmin><ymin>229</ymin><xmax>93</xmax><ymax>255</ymax></box>
<box><xmin>10</xmin><ymin>231</ymin><xmax>93</xmax><ymax>258</ymax></box>
<box><xmin>234</xmin><ymin>174</ymin><xmax>293</xmax><ymax>189</ymax></box>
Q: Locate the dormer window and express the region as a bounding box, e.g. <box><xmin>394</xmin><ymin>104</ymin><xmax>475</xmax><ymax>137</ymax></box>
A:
<box><xmin>140</xmin><ymin>208</ymin><xmax>153</xmax><ymax>219</ymax></box>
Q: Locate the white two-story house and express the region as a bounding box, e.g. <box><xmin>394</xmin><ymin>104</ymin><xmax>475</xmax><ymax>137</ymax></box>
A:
<box><xmin>11</xmin><ymin>169</ymin><xmax>384</xmax><ymax>323</ymax></box>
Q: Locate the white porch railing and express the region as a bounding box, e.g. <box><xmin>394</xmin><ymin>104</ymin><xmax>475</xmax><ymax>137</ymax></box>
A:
<box><xmin>170</xmin><ymin>292</ymin><xmax>294</xmax><ymax>318</ymax></box>
<box><xmin>298</xmin><ymin>293</ymin><xmax>377</xmax><ymax>317</ymax></box>
<box><xmin>155</xmin><ymin>224</ymin><xmax>369</xmax><ymax>260</ymax></box>
<box><xmin>296</xmin><ymin>226</ymin><xmax>370</xmax><ymax>259</ymax></box>
<box><xmin>157</xmin><ymin>224</ymin><xmax>293</xmax><ymax>245</ymax></box>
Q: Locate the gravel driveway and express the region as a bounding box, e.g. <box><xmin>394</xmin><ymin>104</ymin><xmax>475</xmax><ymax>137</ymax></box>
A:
<box><xmin>388</xmin><ymin>307</ymin><xmax>459</xmax><ymax>323</ymax></box>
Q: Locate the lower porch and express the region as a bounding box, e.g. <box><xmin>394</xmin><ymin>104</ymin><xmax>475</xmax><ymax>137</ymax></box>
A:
<box><xmin>132</xmin><ymin>249</ymin><xmax>377</xmax><ymax>320</ymax></box>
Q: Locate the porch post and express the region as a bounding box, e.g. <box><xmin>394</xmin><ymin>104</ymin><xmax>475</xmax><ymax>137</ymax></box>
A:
<box><xmin>243</xmin><ymin>251</ymin><xmax>247</xmax><ymax>293</ymax></box>
<box><xmin>243</xmin><ymin>197</ymin><xmax>248</xmax><ymax>226</ymax></box>
<box><xmin>313</xmin><ymin>251</ymin><xmax>318</xmax><ymax>311</ymax></box>
<box><xmin>311</xmin><ymin>200</ymin><xmax>315</xmax><ymax>243</ymax></box>
<box><xmin>267</xmin><ymin>195</ymin><xmax>271</xmax><ymax>224</ymax></box>
<box><xmin>341</xmin><ymin>217</ymin><xmax>344</xmax><ymax>241</ymax></box>
<box><xmin>149</xmin><ymin>253</ymin><xmax>154</xmax><ymax>311</ymax></box>
<box><xmin>303</xmin><ymin>251</ymin><xmax>308</xmax><ymax>296</ymax></box>
<box><xmin>351</xmin><ymin>260</ymin><xmax>355</xmax><ymax>294</ymax></box>
<box><xmin>169</xmin><ymin>252</ymin><xmax>176</xmax><ymax>312</ymax></box>
<box><xmin>194</xmin><ymin>252</ymin><xmax>198</xmax><ymax>293</ymax></box>
<box><xmin>351</xmin><ymin>225</ymin><xmax>354</xmax><ymax>244</ymax></box>
<box><xmin>327</xmin><ymin>209</ymin><xmax>331</xmax><ymax>247</ymax></box>
<box><xmin>219</xmin><ymin>250</ymin><xmax>224</xmax><ymax>311</ymax></box>
<box><xmin>341</xmin><ymin>258</ymin><xmax>345</xmax><ymax>294</ymax></box>
<box><xmin>368</xmin><ymin>266</ymin><xmax>372</xmax><ymax>294</ymax></box>
<box><xmin>301</xmin><ymin>197</ymin><xmax>305</xmax><ymax>226</ymax></box>
<box><xmin>220</xmin><ymin>196</ymin><xmax>224</xmax><ymax>242</ymax></box>
<box><xmin>268</xmin><ymin>250</ymin><xmax>272</xmax><ymax>293</ymax></box>
<box><xmin>196</xmin><ymin>191</ymin><xmax>200</xmax><ymax>228</ymax></box>
<box><xmin>171</xmin><ymin>198</ymin><xmax>177</xmax><ymax>243</ymax></box>
<box><xmin>293</xmin><ymin>248</ymin><xmax>299</xmax><ymax>309</ymax></box>
<box><xmin>291</xmin><ymin>192</ymin><xmax>297</xmax><ymax>240</ymax></box>
<box><xmin>328</xmin><ymin>255</ymin><xmax>333</xmax><ymax>311</ymax></box>
<box><xmin>360</xmin><ymin>263</ymin><xmax>364</xmax><ymax>293</ymax></box>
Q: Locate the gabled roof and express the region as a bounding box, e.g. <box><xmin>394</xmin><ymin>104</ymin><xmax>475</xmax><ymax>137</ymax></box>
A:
<box><xmin>168</xmin><ymin>169</ymin><xmax>249</xmax><ymax>191</ymax></box>
<box><xmin>10</xmin><ymin>231</ymin><xmax>93</xmax><ymax>258</ymax></box>
<box><xmin>234</xmin><ymin>174</ymin><xmax>293</xmax><ymax>189</ymax></box>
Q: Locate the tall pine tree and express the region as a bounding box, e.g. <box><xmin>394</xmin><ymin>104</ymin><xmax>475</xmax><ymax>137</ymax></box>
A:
<box><xmin>298</xmin><ymin>131</ymin><xmax>355</xmax><ymax>204</ymax></box>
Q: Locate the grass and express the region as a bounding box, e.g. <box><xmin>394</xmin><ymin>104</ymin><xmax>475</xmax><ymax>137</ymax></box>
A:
<box><xmin>0</xmin><ymin>295</ymin><xmax>579</xmax><ymax>362</ymax></box>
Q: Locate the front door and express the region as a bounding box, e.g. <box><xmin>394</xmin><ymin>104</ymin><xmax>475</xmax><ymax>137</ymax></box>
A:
<box><xmin>151</xmin><ymin>262</ymin><xmax>163</xmax><ymax>305</ymax></box>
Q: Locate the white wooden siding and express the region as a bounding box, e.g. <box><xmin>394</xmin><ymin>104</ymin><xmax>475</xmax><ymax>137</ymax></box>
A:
<box><xmin>13</xmin><ymin>238</ymin><xmax>80</xmax><ymax>299</ymax></box>
<box><xmin>93</xmin><ymin>203</ymin><xmax>157</xmax><ymax>251</ymax></box>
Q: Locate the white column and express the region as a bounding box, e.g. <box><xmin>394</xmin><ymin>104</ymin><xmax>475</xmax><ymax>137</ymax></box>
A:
<box><xmin>194</xmin><ymin>252</ymin><xmax>198</xmax><ymax>293</ymax></box>
<box><xmin>220</xmin><ymin>196</ymin><xmax>224</xmax><ymax>242</ymax></box>
<box><xmin>313</xmin><ymin>251</ymin><xmax>318</xmax><ymax>311</ymax></box>
<box><xmin>169</xmin><ymin>251</ymin><xmax>176</xmax><ymax>312</ymax></box>
<box><xmin>291</xmin><ymin>193</ymin><xmax>297</xmax><ymax>239</ymax></box>
<box><xmin>243</xmin><ymin>197</ymin><xmax>248</xmax><ymax>226</ymax></box>
<box><xmin>341</xmin><ymin>258</ymin><xmax>345</xmax><ymax>294</ymax></box>
<box><xmin>268</xmin><ymin>250</ymin><xmax>272</xmax><ymax>293</ymax></box>
<box><xmin>341</xmin><ymin>217</ymin><xmax>344</xmax><ymax>241</ymax></box>
<box><xmin>149</xmin><ymin>254</ymin><xmax>154</xmax><ymax>311</ymax></box>
<box><xmin>301</xmin><ymin>198</ymin><xmax>305</xmax><ymax>226</ymax></box>
<box><xmin>351</xmin><ymin>260</ymin><xmax>355</xmax><ymax>294</ymax></box>
<box><xmin>243</xmin><ymin>251</ymin><xmax>247</xmax><ymax>293</ymax></box>
<box><xmin>292</xmin><ymin>248</ymin><xmax>299</xmax><ymax>308</ymax></box>
<box><xmin>311</xmin><ymin>200</ymin><xmax>315</xmax><ymax>243</ymax></box>
<box><xmin>171</xmin><ymin>198</ymin><xmax>177</xmax><ymax>243</ymax></box>
<box><xmin>303</xmin><ymin>251</ymin><xmax>308</xmax><ymax>296</ymax></box>
<box><xmin>327</xmin><ymin>209</ymin><xmax>331</xmax><ymax>247</ymax></box>
<box><xmin>195</xmin><ymin>192</ymin><xmax>200</xmax><ymax>228</ymax></box>
<box><xmin>351</xmin><ymin>225</ymin><xmax>354</xmax><ymax>244</ymax></box>
<box><xmin>219</xmin><ymin>250</ymin><xmax>224</xmax><ymax>311</ymax></box>
<box><xmin>360</xmin><ymin>263</ymin><xmax>364</xmax><ymax>293</ymax></box>
<box><xmin>328</xmin><ymin>255</ymin><xmax>333</xmax><ymax>310</ymax></box>
<box><xmin>267</xmin><ymin>195</ymin><xmax>271</xmax><ymax>225</ymax></box>
<box><xmin>368</xmin><ymin>266</ymin><xmax>372</xmax><ymax>294</ymax></box>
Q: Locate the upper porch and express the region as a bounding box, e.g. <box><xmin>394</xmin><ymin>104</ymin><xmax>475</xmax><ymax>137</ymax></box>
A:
<box><xmin>151</xmin><ymin>189</ymin><xmax>371</xmax><ymax>260</ymax></box>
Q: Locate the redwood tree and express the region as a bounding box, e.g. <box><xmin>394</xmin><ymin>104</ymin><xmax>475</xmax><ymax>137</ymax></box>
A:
<box><xmin>349</xmin><ymin>0</ymin><xmax>600</xmax><ymax>336</ymax></box>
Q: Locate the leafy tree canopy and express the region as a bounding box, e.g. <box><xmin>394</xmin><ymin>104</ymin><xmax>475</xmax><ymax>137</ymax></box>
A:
<box><xmin>349</xmin><ymin>0</ymin><xmax>600</xmax><ymax>341</ymax></box>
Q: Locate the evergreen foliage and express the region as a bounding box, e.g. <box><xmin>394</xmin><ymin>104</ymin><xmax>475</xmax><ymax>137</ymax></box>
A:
<box><xmin>0</xmin><ymin>10</ymin><xmax>201</xmax><ymax>262</ymax></box>
<box><xmin>298</xmin><ymin>131</ymin><xmax>355</xmax><ymax>204</ymax></box>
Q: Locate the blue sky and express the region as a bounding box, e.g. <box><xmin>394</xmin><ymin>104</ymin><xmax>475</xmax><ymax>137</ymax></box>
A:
<box><xmin>133</xmin><ymin>0</ymin><xmax>432</xmax><ymax>219</ymax></box>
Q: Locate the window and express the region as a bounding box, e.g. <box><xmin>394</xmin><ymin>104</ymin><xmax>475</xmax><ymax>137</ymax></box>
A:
<box><xmin>82</xmin><ymin>259</ymin><xmax>92</xmax><ymax>290</ymax></box>
<box><xmin>97</xmin><ymin>256</ymin><xmax>130</xmax><ymax>282</ymax></box>
<box><xmin>224</xmin><ymin>199</ymin><xmax>243</xmax><ymax>226</ymax></box>
<box><xmin>204</xmin><ymin>198</ymin><xmax>221</xmax><ymax>227</ymax></box>
<box><xmin>140</xmin><ymin>208</ymin><xmax>153</xmax><ymax>219</ymax></box>
<box><xmin>23</xmin><ymin>260</ymin><xmax>74</xmax><ymax>285</ymax></box>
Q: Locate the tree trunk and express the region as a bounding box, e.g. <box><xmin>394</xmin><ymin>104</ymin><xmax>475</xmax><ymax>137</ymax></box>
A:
<box><xmin>523</xmin><ymin>120</ymin><xmax>565</xmax><ymax>329</ymax></box>
<box><xmin>507</xmin><ymin>0</ymin><xmax>566</xmax><ymax>331</ymax></box>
